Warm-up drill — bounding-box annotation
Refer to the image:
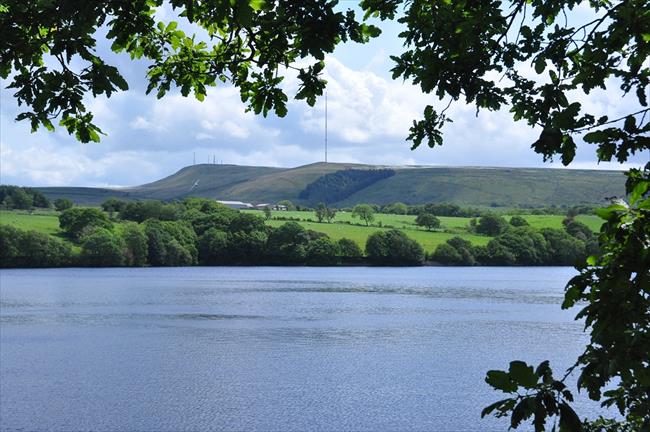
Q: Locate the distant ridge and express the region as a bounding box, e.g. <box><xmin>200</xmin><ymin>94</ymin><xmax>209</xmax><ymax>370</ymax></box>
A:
<box><xmin>35</xmin><ymin>162</ymin><xmax>627</xmax><ymax>208</ymax></box>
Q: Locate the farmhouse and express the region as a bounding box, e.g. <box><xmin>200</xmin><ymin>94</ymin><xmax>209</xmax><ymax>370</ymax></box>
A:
<box><xmin>255</xmin><ymin>203</ymin><xmax>288</xmax><ymax>211</ymax></box>
<box><xmin>217</xmin><ymin>200</ymin><xmax>254</xmax><ymax>209</ymax></box>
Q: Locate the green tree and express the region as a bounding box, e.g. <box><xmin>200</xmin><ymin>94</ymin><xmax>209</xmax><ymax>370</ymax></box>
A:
<box><xmin>352</xmin><ymin>204</ymin><xmax>375</xmax><ymax>226</ymax></box>
<box><xmin>118</xmin><ymin>222</ymin><xmax>148</xmax><ymax>266</ymax></box>
<box><xmin>143</xmin><ymin>219</ymin><xmax>197</xmax><ymax>266</ymax></box>
<box><xmin>365</xmin><ymin>229</ymin><xmax>424</xmax><ymax>265</ymax></box>
<box><xmin>563</xmin><ymin>219</ymin><xmax>593</xmax><ymax>241</ymax></box>
<box><xmin>337</xmin><ymin>238</ymin><xmax>363</xmax><ymax>263</ymax></box>
<box><xmin>430</xmin><ymin>243</ymin><xmax>462</xmax><ymax>265</ymax></box>
<box><xmin>476</xmin><ymin>213</ymin><xmax>508</xmax><ymax>236</ymax></box>
<box><xmin>266</xmin><ymin>222</ymin><xmax>310</xmax><ymax>264</ymax></box>
<box><xmin>59</xmin><ymin>207</ymin><xmax>112</xmax><ymax>239</ymax></box>
<box><xmin>81</xmin><ymin>228</ymin><xmax>125</xmax><ymax>267</ymax></box>
<box><xmin>101</xmin><ymin>198</ymin><xmax>127</xmax><ymax>217</ymax></box>
<box><xmin>431</xmin><ymin>237</ymin><xmax>476</xmax><ymax>266</ymax></box>
<box><xmin>508</xmin><ymin>215</ymin><xmax>529</xmax><ymax>227</ymax></box>
<box><xmin>263</xmin><ymin>206</ymin><xmax>272</xmax><ymax>221</ymax></box>
<box><xmin>539</xmin><ymin>228</ymin><xmax>586</xmax><ymax>266</ymax></box>
<box><xmin>315</xmin><ymin>202</ymin><xmax>327</xmax><ymax>223</ymax></box>
<box><xmin>54</xmin><ymin>198</ymin><xmax>73</xmax><ymax>212</ymax></box>
<box><xmin>315</xmin><ymin>202</ymin><xmax>336</xmax><ymax>223</ymax></box>
<box><xmin>306</xmin><ymin>237</ymin><xmax>341</xmax><ymax>265</ymax></box>
<box><xmin>227</xmin><ymin>230</ymin><xmax>268</xmax><ymax>264</ymax></box>
<box><xmin>1</xmin><ymin>224</ymin><xmax>72</xmax><ymax>268</ymax></box>
<box><xmin>383</xmin><ymin>202</ymin><xmax>408</xmax><ymax>215</ymax></box>
<box><xmin>415</xmin><ymin>213</ymin><xmax>441</xmax><ymax>231</ymax></box>
<box><xmin>197</xmin><ymin>228</ymin><xmax>229</xmax><ymax>265</ymax></box>
<box><xmin>26</xmin><ymin>188</ymin><xmax>50</xmax><ymax>208</ymax></box>
<box><xmin>9</xmin><ymin>188</ymin><xmax>32</xmax><ymax>210</ymax></box>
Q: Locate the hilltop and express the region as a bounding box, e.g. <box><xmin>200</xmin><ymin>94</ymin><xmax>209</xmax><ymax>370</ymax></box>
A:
<box><xmin>35</xmin><ymin>162</ymin><xmax>627</xmax><ymax>208</ymax></box>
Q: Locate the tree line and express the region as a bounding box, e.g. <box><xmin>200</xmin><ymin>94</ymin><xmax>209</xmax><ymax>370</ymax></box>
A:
<box><xmin>0</xmin><ymin>198</ymin><xmax>426</xmax><ymax>268</ymax></box>
<box><xmin>432</xmin><ymin>214</ymin><xmax>597</xmax><ymax>266</ymax></box>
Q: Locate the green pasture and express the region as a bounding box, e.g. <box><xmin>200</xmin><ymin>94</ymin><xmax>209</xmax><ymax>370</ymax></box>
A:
<box><xmin>265</xmin><ymin>219</ymin><xmax>489</xmax><ymax>252</ymax></box>
<box><xmin>247</xmin><ymin>210</ymin><xmax>602</xmax><ymax>232</ymax></box>
<box><xmin>0</xmin><ymin>210</ymin><xmax>62</xmax><ymax>236</ymax></box>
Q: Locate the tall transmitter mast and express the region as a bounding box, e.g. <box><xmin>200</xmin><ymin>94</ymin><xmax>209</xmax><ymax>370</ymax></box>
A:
<box><xmin>324</xmin><ymin>91</ymin><xmax>328</xmax><ymax>163</ymax></box>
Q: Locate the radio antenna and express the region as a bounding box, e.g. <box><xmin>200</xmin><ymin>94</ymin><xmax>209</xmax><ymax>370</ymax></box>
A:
<box><xmin>325</xmin><ymin>91</ymin><xmax>328</xmax><ymax>163</ymax></box>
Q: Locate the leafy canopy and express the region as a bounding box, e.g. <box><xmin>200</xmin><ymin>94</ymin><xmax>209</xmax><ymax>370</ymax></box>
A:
<box><xmin>361</xmin><ymin>0</ymin><xmax>649</xmax><ymax>164</ymax></box>
<box><xmin>0</xmin><ymin>0</ymin><xmax>380</xmax><ymax>142</ymax></box>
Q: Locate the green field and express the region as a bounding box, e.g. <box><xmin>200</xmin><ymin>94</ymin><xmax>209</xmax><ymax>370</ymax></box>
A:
<box><xmin>0</xmin><ymin>210</ymin><xmax>62</xmax><ymax>236</ymax></box>
<box><xmin>246</xmin><ymin>210</ymin><xmax>603</xmax><ymax>252</ymax></box>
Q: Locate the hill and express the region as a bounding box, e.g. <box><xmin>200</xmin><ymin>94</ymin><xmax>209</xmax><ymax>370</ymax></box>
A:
<box><xmin>34</xmin><ymin>162</ymin><xmax>627</xmax><ymax>207</ymax></box>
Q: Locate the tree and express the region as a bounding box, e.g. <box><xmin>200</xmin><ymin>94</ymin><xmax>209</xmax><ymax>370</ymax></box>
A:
<box><xmin>101</xmin><ymin>198</ymin><xmax>127</xmax><ymax>216</ymax></box>
<box><xmin>315</xmin><ymin>202</ymin><xmax>336</xmax><ymax>223</ymax></box>
<box><xmin>365</xmin><ymin>229</ymin><xmax>424</xmax><ymax>265</ymax></box>
<box><xmin>0</xmin><ymin>224</ymin><xmax>72</xmax><ymax>267</ymax></box>
<box><xmin>59</xmin><ymin>207</ymin><xmax>112</xmax><ymax>239</ymax></box>
<box><xmin>563</xmin><ymin>219</ymin><xmax>593</xmax><ymax>241</ymax></box>
<box><xmin>415</xmin><ymin>213</ymin><xmax>441</xmax><ymax>231</ymax></box>
<box><xmin>197</xmin><ymin>228</ymin><xmax>229</xmax><ymax>265</ymax></box>
<box><xmin>266</xmin><ymin>221</ymin><xmax>310</xmax><ymax>264</ymax></box>
<box><xmin>306</xmin><ymin>237</ymin><xmax>341</xmax><ymax>265</ymax></box>
<box><xmin>475</xmin><ymin>213</ymin><xmax>508</xmax><ymax>236</ymax></box>
<box><xmin>383</xmin><ymin>202</ymin><xmax>408</xmax><ymax>215</ymax></box>
<box><xmin>54</xmin><ymin>198</ymin><xmax>73</xmax><ymax>212</ymax></box>
<box><xmin>337</xmin><ymin>238</ymin><xmax>363</xmax><ymax>263</ymax></box>
<box><xmin>8</xmin><ymin>188</ymin><xmax>32</xmax><ymax>210</ymax></box>
<box><xmin>508</xmin><ymin>215</ymin><xmax>529</xmax><ymax>227</ymax></box>
<box><xmin>81</xmin><ymin>228</ymin><xmax>125</xmax><ymax>267</ymax></box>
<box><xmin>263</xmin><ymin>206</ymin><xmax>272</xmax><ymax>221</ymax></box>
<box><xmin>118</xmin><ymin>222</ymin><xmax>148</xmax><ymax>266</ymax></box>
<box><xmin>352</xmin><ymin>204</ymin><xmax>375</xmax><ymax>226</ymax></box>
<box><xmin>143</xmin><ymin>219</ymin><xmax>197</xmax><ymax>266</ymax></box>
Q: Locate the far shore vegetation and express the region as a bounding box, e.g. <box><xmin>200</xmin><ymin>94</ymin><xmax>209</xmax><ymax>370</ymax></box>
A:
<box><xmin>1</xmin><ymin>186</ymin><xmax>600</xmax><ymax>268</ymax></box>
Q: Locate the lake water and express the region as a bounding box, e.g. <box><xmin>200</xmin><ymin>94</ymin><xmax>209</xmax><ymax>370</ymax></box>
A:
<box><xmin>0</xmin><ymin>267</ymin><xmax>599</xmax><ymax>431</ymax></box>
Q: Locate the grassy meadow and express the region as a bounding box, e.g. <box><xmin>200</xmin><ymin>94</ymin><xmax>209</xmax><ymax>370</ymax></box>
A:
<box><xmin>0</xmin><ymin>210</ymin><xmax>62</xmax><ymax>236</ymax></box>
<box><xmin>245</xmin><ymin>210</ymin><xmax>602</xmax><ymax>253</ymax></box>
<box><xmin>1</xmin><ymin>208</ymin><xmax>603</xmax><ymax>255</ymax></box>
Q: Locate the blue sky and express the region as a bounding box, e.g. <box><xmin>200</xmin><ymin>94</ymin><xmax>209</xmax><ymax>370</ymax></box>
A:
<box><xmin>0</xmin><ymin>3</ymin><xmax>646</xmax><ymax>187</ymax></box>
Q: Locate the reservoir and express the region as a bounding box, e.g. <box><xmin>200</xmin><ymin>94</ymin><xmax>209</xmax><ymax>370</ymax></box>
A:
<box><xmin>1</xmin><ymin>267</ymin><xmax>597</xmax><ymax>431</ymax></box>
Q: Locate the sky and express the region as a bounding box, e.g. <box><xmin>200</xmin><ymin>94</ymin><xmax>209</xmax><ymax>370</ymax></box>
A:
<box><xmin>1</xmin><ymin>3</ymin><xmax>647</xmax><ymax>188</ymax></box>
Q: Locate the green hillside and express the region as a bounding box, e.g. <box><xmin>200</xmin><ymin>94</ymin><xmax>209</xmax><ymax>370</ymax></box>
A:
<box><xmin>34</xmin><ymin>162</ymin><xmax>627</xmax><ymax>208</ymax></box>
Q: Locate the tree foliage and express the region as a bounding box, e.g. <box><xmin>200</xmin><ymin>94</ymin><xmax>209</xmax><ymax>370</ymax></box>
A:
<box><xmin>54</xmin><ymin>198</ymin><xmax>73</xmax><ymax>212</ymax></box>
<box><xmin>352</xmin><ymin>204</ymin><xmax>375</xmax><ymax>226</ymax></box>
<box><xmin>0</xmin><ymin>224</ymin><xmax>72</xmax><ymax>267</ymax></box>
<box><xmin>0</xmin><ymin>0</ymin><xmax>381</xmax><ymax>142</ymax></box>
<box><xmin>81</xmin><ymin>227</ymin><xmax>125</xmax><ymax>267</ymax></box>
<box><xmin>476</xmin><ymin>213</ymin><xmax>508</xmax><ymax>236</ymax></box>
<box><xmin>366</xmin><ymin>229</ymin><xmax>424</xmax><ymax>265</ymax></box>
<box><xmin>315</xmin><ymin>202</ymin><xmax>336</xmax><ymax>223</ymax></box>
<box><xmin>415</xmin><ymin>212</ymin><xmax>440</xmax><ymax>231</ymax></box>
<box><xmin>0</xmin><ymin>186</ymin><xmax>49</xmax><ymax>210</ymax></box>
<box><xmin>361</xmin><ymin>0</ymin><xmax>649</xmax><ymax>165</ymax></box>
<box><xmin>59</xmin><ymin>207</ymin><xmax>112</xmax><ymax>239</ymax></box>
<box><xmin>299</xmin><ymin>169</ymin><xmax>395</xmax><ymax>205</ymax></box>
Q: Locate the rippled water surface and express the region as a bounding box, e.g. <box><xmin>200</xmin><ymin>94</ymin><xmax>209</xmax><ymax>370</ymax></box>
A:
<box><xmin>1</xmin><ymin>267</ymin><xmax>595</xmax><ymax>431</ymax></box>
